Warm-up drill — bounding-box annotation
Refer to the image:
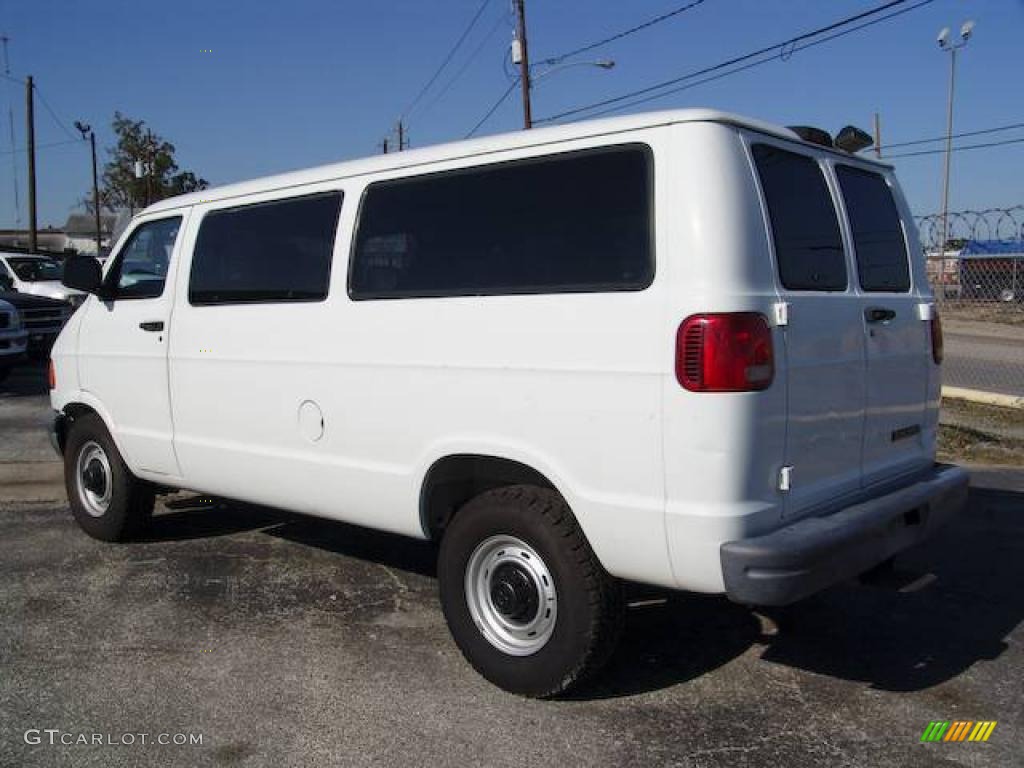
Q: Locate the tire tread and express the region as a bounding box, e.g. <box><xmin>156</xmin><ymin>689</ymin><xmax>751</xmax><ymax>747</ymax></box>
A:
<box><xmin>442</xmin><ymin>484</ymin><xmax>623</xmax><ymax>697</ymax></box>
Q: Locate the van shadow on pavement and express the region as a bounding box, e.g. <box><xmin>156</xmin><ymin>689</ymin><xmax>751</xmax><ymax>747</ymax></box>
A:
<box><xmin>144</xmin><ymin>495</ymin><xmax>290</xmax><ymax>542</ymax></box>
<box><xmin>575</xmin><ymin>480</ymin><xmax>1022</xmax><ymax>699</ymax></box>
<box><xmin>752</xmin><ymin>482</ymin><xmax>1021</xmax><ymax>694</ymax></box>
<box><xmin>142</xmin><ymin>479</ymin><xmax>1022</xmax><ymax>700</ymax></box>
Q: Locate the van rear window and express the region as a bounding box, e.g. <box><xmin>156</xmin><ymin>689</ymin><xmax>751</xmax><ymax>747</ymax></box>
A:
<box><xmin>835</xmin><ymin>166</ymin><xmax>910</xmax><ymax>292</ymax></box>
<box><xmin>189</xmin><ymin>192</ymin><xmax>342</xmax><ymax>305</ymax></box>
<box><xmin>752</xmin><ymin>144</ymin><xmax>847</xmax><ymax>292</ymax></box>
<box><xmin>349</xmin><ymin>145</ymin><xmax>653</xmax><ymax>299</ymax></box>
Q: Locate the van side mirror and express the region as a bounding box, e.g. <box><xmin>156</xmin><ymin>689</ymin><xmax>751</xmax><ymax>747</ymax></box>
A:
<box><xmin>63</xmin><ymin>255</ymin><xmax>103</xmax><ymax>295</ymax></box>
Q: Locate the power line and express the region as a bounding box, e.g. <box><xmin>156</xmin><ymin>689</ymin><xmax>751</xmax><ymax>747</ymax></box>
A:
<box><xmin>878</xmin><ymin>121</ymin><xmax>1024</xmax><ymax>151</ymax></box>
<box><xmin>887</xmin><ymin>136</ymin><xmax>1024</xmax><ymax>159</ymax></box>
<box><xmin>575</xmin><ymin>1</ymin><xmax>936</xmax><ymax>123</ymax></box>
<box><xmin>537</xmin><ymin>0</ymin><xmax>933</xmax><ymax>125</ymax></box>
<box><xmin>465</xmin><ymin>78</ymin><xmax>519</xmax><ymax>138</ymax></box>
<box><xmin>1</xmin><ymin>35</ymin><xmax>22</xmax><ymax>226</ymax></box>
<box><xmin>401</xmin><ymin>0</ymin><xmax>492</xmax><ymax>121</ymax></box>
<box><xmin>31</xmin><ymin>82</ymin><xmax>78</xmax><ymax>142</ymax></box>
<box><xmin>541</xmin><ymin>0</ymin><xmax>708</xmax><ymax>66</ymax></box>
<box><xmin>420</xmin><ymin>8</ymin><xmax>509</xmax><ymax>118</ymax></box>
<box><xmin>0</xmin><ymin>71</ymin><xmax>80</xmax><ymax>142</ymax></box>
<box><xmin>0</xmin><ymin>137</ymin><xmax>81</xmax><ymax>157</ymax></box>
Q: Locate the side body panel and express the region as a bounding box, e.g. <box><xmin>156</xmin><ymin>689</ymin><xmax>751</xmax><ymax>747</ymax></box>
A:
<box><xmin>167</xmin><ymin>130</ymin><xmax>675</xmax><ymax>587</ymax></box>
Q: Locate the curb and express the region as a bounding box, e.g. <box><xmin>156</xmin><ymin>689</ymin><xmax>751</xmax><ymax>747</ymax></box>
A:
<box><xmin>942</xmin><ymin>386</ymin><xmax>1024</xmax><ymax>410</ymax></box>
<box><xmin>0</xmin><ymin>461</ymin><xmax>65</xmax><ymax>503</ymax></box>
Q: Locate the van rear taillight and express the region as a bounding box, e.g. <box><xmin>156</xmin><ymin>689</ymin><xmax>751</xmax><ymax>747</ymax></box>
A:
<box><xmin>676</xmin><ymin>313</ymin><xmax>774</xmax><ymax>392</ymax></box>
<box><xmin>47</xmin><ymin>360</ymin><xmax>55</xmax><ymax>390</ymax></box>
<box><xmin>930</xmin><ymin>313</ymin><xmax>944</xmax><ymax>365</ymax></box>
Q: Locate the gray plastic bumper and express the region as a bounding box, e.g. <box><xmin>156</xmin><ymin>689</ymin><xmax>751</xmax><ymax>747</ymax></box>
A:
<box><xmin>721</xmin><ymin>464</ymin><xmax>969</xmax><ymax>606</ymax></box>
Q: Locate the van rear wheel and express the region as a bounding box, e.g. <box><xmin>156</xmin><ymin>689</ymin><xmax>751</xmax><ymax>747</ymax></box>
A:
<box><xmin>438</xmin><ymin>485</ymin><xmax>623</xmax><ymax>697</ymax></box>
<box><xmin>64</xmin><ymin>413</ymin><xmax>155</xmax><ymax>541</ymax></box>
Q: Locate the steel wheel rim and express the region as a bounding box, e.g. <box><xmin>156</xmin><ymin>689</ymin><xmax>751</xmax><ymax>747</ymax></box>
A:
<box><xmin>465</xmin><ymin>534</ymin><xmax>557</xmax><ymax>656</ymax></box>
<box><xmin>76</xmin><ymin>441</ymin><xmax>112</xmax><ymax>517</ymax></box>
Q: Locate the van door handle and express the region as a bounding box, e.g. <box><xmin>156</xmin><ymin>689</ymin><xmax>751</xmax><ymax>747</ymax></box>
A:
<box><xmin>865</xmin><ymin>307</ymin><xmax>896</xmax><ymax>324</ymax></box>
<box><xmin>139</xmin><ymin>321</ymin><xmax>164</xmax><ymax>332</ymax></box>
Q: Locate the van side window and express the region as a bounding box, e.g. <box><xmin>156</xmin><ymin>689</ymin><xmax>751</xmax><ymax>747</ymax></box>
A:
<box><xmin>349</xmin><ymin>146</ymin><xmax>653</xmax><ymax>299</ymax></box>
<box><xmin>106</xmin><ymin>217</ymin><xmax>182</xmax><ymax>300</ymax></box>
<box><xmin>835</xmin><ymin>166</ymin><xmax>911</xmax><ymax>292</ymax></box>
<box><xmin>189</xmin><ymin>192</ymin><xmax>342</xmax><ymax>305</ymax></box>
<box><xmin>752</xmin><ymin>144</ymin><xmax>847</xmax><ymax>292</ymax></box>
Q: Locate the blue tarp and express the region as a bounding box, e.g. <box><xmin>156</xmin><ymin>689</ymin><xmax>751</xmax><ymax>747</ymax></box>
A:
<box><xmin>960</xmin><ymin>239</ymin><xmax>1024</xmax><ymax>257</ymax></box>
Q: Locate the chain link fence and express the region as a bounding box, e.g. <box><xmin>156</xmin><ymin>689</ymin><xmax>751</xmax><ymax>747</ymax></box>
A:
<box><xmin>916</xmin><ymin>206</ymin><xmax>1024</xmax><ymax>399</ymax></box>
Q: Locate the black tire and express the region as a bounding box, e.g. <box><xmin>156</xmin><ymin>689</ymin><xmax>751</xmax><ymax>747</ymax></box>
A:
<box><xmin>0</xmin><ymin>366</ymin><xmax>10</xmax><ymax>385</ymax></box>
<box><xmin>438</xmin><ymin>485</ymin><xmax>624</xmax><ymax>697</ymax></box>
<box><xmin>64</xmin><ymin>413</ymin><xmax>155</xmax><ymax>542</ymax></box>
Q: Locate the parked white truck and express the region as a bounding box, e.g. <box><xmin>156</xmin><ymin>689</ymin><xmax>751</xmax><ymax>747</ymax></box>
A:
<box><xmin>49</xmin><ymin>109</ymin><xmax>968</xmax><ymax>696</ymax></box>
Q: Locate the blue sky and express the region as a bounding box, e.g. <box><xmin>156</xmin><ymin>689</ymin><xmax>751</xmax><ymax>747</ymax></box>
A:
<box><xmin>1</xmin><ymin>0</ymin><xmax>1021</xmax><ymax>228</ymax></box>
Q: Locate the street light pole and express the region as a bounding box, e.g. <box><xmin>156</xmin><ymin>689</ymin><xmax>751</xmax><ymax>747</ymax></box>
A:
<box><xmin>937</xmin><ymin>20</ymin><xmax>974</xmax><ymax>259</ymax></box>
<box><xmin>89</xmin><ymin>131</ymin><xmax>101</xmax><ymax>256</ymax></box>
<box><xmin>531</xmin><ymin>59</ymin><xmax>615</xmax><ymax>83</ymax></box>
<box><xmin>939</xmin><ymin>46</ymin><xmax>957</xmax><ymax>258</ymax></box>
<box><xmin>76</xmin><ymin>121</ymin><xmax>102</xmax><ymax>256</ymax></box>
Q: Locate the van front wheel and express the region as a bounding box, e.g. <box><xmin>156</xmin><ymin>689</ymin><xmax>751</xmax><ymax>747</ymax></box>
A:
<box><xmin>438</xmin><ymin>485</ymin><xmax>623</xmax><ymax>697</ymax></box>
<box><xmin>64</xmin><ymin>413</ymin><xmax>155</xmax><ymax>541</ymax></box>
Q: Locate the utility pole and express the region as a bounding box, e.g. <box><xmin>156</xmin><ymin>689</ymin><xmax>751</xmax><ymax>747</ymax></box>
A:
<box><xmin>396</xmin><ymin>120</ymin><xmax>406</xmax><ymax>151</ymax></box>
<box><xmin>379</xmin><ymin>136</ymin><xmax>389</xmax><ymax>154</ymax></box>
<box><xmin>513</xmin><ymin>0</ymin><xmax>532</xmax><ymax>129</ymax></box>
<box><xmin>873</xmin><ymin>112</ymin><xmax>882</xmax><ymax>159</ymax></box>
<box><xmin>25</xmin><ymin>75</ymin><xmax>37</xmax><ymax>252</ymax></box>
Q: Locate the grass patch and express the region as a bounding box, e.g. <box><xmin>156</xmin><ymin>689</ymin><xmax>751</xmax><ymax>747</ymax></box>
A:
<box><xmin>941</xmin><ymin>397</ymin><xmax>1024</xmax><ymax>435</ymax></box>
<box><xmin>940</xmin><ymin>303</ymin><xmax>1024</xmax><ymax>327</ymax></box>
<box><xmin>938</xmin><ymin>398</ymin><xmax>1024</xmax><ymax>466</ymax></box>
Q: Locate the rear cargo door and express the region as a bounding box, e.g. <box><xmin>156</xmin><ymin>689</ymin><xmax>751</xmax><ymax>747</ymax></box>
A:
<box><xmin>750</xmin><ymin>142</ymin><xmax>866</xmax><ymax>517</ymax></box>
<box><xmin>833</xmin><ymin>165</ymin><xmax>931</xmax><ymax>486</ymax></box>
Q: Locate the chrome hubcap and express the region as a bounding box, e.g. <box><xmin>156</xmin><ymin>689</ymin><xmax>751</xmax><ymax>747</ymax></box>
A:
<box><xmin>76</xmin><ymin>441</ymin><xmax>112</xmax><ymax>517</ymax></box>
<box><xmin>465</xmin><ymin>535</ymin><xmax>557</xmax><ymax>656</ymax></box>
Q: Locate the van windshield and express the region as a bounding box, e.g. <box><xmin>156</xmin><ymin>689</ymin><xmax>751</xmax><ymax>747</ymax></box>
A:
<box><xmin>7</xmin><ymin>258</ymin><xmax>63</xmax><ymax>282</ymax></box>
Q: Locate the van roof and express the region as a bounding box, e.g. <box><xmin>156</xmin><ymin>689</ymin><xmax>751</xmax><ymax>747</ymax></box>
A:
<box><xmin>145</xmin><ymin>109</ymin><xmax>891</xmax><ymax>214</ymax></box>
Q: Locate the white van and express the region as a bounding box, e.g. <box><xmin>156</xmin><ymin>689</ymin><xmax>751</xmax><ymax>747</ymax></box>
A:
<box><xmin>51</xmin><ymin>109</ymin><xmax>967</xmax><ymax>697</ymax></box>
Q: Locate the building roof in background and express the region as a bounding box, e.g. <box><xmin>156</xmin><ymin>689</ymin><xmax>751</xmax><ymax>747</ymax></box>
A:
<box><xmin>63</xmin><ymin>213</ymin><xmax>116</xmax><ymax>236</ymax></box>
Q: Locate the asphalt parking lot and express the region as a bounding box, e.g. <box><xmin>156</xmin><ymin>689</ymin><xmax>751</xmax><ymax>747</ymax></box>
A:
<box><xmin>2</xmin><ymin>362</ymin><xmax>1022</xmax><ymax>767</ymax></box>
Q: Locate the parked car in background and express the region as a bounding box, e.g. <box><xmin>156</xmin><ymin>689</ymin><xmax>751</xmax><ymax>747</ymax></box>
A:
<box><xmin>0</xmin><ymin>271</ymin><xmax>73</xmax><ymax>358</ymax></box>
<box><xmin>0</xmin><ymin>298</ymin><xmax>28</xmax><ymax>383</ymax></box>
<box><xmin>0</xmin><ymin>251</ymin><xmax>86</xmax><ymax>306</ymax></box>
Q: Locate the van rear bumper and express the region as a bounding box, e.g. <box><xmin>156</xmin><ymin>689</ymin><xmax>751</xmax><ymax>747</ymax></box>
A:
<box><xmin>720</xmin><ymin>463</ymin><xmax>969</xmax><ymax>606</ymax></box>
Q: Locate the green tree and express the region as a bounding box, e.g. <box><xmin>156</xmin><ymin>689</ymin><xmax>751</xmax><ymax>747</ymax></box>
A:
<box><xmin>96</xmin><ymin>112</ymin><xmax>208</xmax><ymax>212</ymax></box>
